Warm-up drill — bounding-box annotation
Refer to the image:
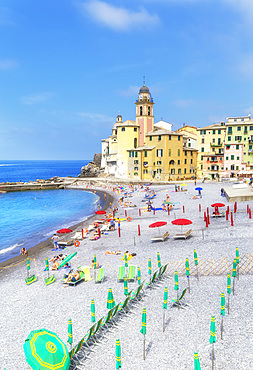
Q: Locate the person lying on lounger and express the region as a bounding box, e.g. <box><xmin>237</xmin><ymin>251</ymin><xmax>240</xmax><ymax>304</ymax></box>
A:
<box><xmin>65</xmin><ymin>271</ymin><xmax>80</xmax><ymax>283</ymax></box>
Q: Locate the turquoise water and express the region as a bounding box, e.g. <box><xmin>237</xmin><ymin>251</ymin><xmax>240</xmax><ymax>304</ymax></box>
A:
<box><xmin>0</xmin><ymin>189</ymin><xmax>99</xmax><ymax>263</ymax></box>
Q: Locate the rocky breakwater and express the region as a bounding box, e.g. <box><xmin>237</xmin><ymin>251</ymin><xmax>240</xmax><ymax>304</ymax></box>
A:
<box><xmin>0</xmin><ymin>177</ymin><xmax>72</xmax><ymax>192</ymax></box>
<box><xmin>79</xmin><ymin>153</ymin><xmax>103</xmax><ymax>178</ymax></box>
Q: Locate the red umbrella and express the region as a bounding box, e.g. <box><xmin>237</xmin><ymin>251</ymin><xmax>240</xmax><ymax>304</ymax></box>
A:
<box><xmin>95</xmin><ymin>210</ymin><xmax>106</xmax><ymax>215</ymax></box>
<box><xmin>171</xmin><ymin>219</ymin><xmax>192</xmax><ymax>226</ymax></box>
<box><xmin>57</xmin><ymin>228</ymin><xmax>73</xmax><ymax>234</ymax></box>
<box><xmin>149</xmin><ymin>221</ymin><xmax>167</xmax><ymax>234</ymax></box>
<box><xmin>211</xmin><ymin>203</ymin><xmax>225</xmax><ymax>216</ymax></box>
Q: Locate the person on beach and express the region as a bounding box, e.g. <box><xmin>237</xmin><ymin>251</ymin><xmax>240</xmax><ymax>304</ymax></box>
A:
<box><xmin>65</xmin><ymin>271</ymin><xmax>80</xmax><ymax>283</ymax></box>
<box><xmin>20</xmin><ymin>247</ymin><xmax>28</xmax><ymax>256</ymax></box>
<box><xmin>51</xmin><ymin>234</ymin><xmax>59</xmax><ymax>249</ymax></box>
<box><xmin>110</xmin><ymin>219</ymin><xmax>115</xmax><ymax>231</ymax></box>
<box><xmin>91</xmin><ymin>259</ymin><xmax>100</xmax><ymax>268</ymax></box>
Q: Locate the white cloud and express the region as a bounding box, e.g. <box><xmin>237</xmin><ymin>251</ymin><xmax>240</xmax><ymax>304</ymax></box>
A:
<box><xmin>21</xmin><ymin>92</ymin><xmax>54</xmax><ymax>105</ymax></box>
<box><xmin>0</xmin><ymin>59</ymin><xmax>17</xmax><ymax>70</ymax></box>
<box><xmin>79</xmin><ymin>1</ymin><xmax>159</xmax><ymax>31</ymax></box>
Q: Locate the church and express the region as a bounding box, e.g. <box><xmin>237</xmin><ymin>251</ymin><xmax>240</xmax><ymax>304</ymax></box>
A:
<box><xmin>101</xmin><ymin>82</ymin><xmax>197</xmax><ymax>181</ymax></box>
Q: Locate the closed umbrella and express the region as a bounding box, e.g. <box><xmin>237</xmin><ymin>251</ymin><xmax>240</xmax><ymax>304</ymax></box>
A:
<box><xmin>194</xmin><ymin>352</ymin><xmax>201</xmax><ymax>370</ymax></box>
<box><xmin>221</xmin><ymin>293</ymin><xmax>225</xmax><ymax>339</ymax></box>
<box><xmin>185</xmin><ymin>258</ymin><xmax>190</xmax><ymax>293</ymax></box>
<box><xmin>116</xmin><ymin>338</ymin><xmax>121</xmax><ymax>369</ymax></box>
<box><xmin>148</xmin><ymin>258</ymin><xmax>152</xmax><ymax>283</ymax></box>
<box><xmin>174</xmin><ymin>271</ymin><xmax>179</xmax><ymax>310</ymax></box>
<box><xmin>91</xmin><ymin>299</ymin><xmax>96</xmax><ymax>323</ymax></box>
<box><xmin>57</xmin><ymin>252</ymin><xmax>77</xmax><ymax>269</ymax></box>
<box><xmin>67</xmin><ymin>319</ymin><xmax>73</xmax><ymax>348</ymax></box>
<box><xmin>124</xmin><ymin>253</ymin><xmax>128</xmax><ymax>268</ymax></box>
<box><xmin>194</xmin><ymin>249</ymin><xmax>199</xmax><ymax>280</ymax></box>
<box><xmin>227</xmin><ymin>273</ymin><xmax>231</xmax><ymax>314</ymax></box>
<box><xmin>163</xmin><ymin>287</ymin><xmax>168</xmax><ymax>332</ymax></box>
<box><xmin>232</xmin><ymin>258</ymin><xmax>236</xmax><ymax>295</ymax></box>
<box><xmin>45</xmin><ymin>258</ymin><xmax>49</xmax><ymax>278</ymax></box>
<box><xmin>157</xmin><ymin>252</ymin><xmax>161</xmax><ymax>268</ymax></box>
<box><xmin>124</xmin><ymin>277</ymin><xmax>128</xmax><ymax>296</ymax></box>
<box><xmin>236</xmin><ymin>248</ymin><xmax>240</xmax><ymax>280</ymax></box>
<box><xmin>137</xmin><ymin>267</ymin><xmax>141</xmax><ymax>286</ymax></box>
<box><xmin>107</xmin><ymin>288</ymin><xmax>115</xmax><ymax>309</ymax></box>
<box><xmin>140</xmin><ymin>308</ymin><xmax>147</xmax><ymax>360</ymax></box>
<box><xmin>209</xmin><ymin>316</ymin><xmax>216</xmax><ymax>370</ymax></box>
<box><xmin>24</xmin><ymin>329</ymin><xmax>70</xmax><ymax>370</ymax></box>
<box><xmin>27</xmin><ymin>257</ymin><xmax>30</xmax><ymax>278</ymax></box>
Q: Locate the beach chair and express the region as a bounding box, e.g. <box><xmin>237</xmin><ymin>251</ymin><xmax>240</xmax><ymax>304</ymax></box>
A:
<box><xmin>111</xmin><ymin>303</ymin><xmax>121</xmax><ymax>325</ymax></box>
<box><xmin>101</xmin><ymin>309</ymin><xmax>113</xmax><ymax>330</ymax></box>
<box><xmin>146</xmin><ymin>271</ymin><xmax>158</xmax><ymax>289</ymax></box>
<box><xmin>77</xmin><ymin>266</ymin><xmax>92</xmax><ymax>281</ymax></box>
<box><xmin>95</xmin><ymin>267</ymin><xmax>105</xmax><ymax>283</ymax></box>
<box><xmin>64</xmin><ymin>270</ymin><xmax>86</xmax><ymax>286</ymax></box>
<box><xmin>127</xmin><ymin>265</ymin><xmax>136</xmax><ymax>281</ymax></box>
<box><xmin>45</xmin><ymin>275</ymin><xmax>55</xmax><ymax>286</ymax></box>
<box><xmin>151</xmin><ymin>231</ymin><xmax>169</xmax><ymax>242</ymax></box>
<box><xmin>170</xmin><ymin>287</ymin><xmax>189</xmax><ymax>309</ymax></box>
<box><xmin>117</xmin><ymin>266</ymin><xmax>126</xmax><ymax>282</ymax></box>
<box><xmin>173</xmin><ymin>229</ymin><xmax>192</xmax><ymax>240</ymax></box>
<box><xmin>25</xmin><ymin>274</ymin><xmax>37</xmax><ymax>285</ymax></box>
<box><xmin>91</xmin><ymin>317</ymin><xmax>104</xmax><ymax>343</ymax></box>
<box><xmin>130</xmin><ymin>282</ymin><xmax>144</xmax><ymax>305</ymax></box>
<box><xmin>118</xmin><ymin>296</ymin><xmax>131</xmax><ymax>315</ymax></box>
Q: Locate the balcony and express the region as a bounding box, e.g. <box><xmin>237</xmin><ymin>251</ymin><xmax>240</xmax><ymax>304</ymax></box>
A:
<box><xmin>210</xmin><ymin>158</ymin><xmax>218</xmax><ymax>163</ymax></box>
<box><xmin>248</xmin><ymin>149</ymin><xmax>253</xmax><ymax>154</ymax></box>
<box><xmin>249</xmin><ymin>139</ymin><xmax>253</xmax><ymax>144</ymax></box>
<box><xmin>210</xmin><ymin>143</ymin><xmax>222</xmax><ymax>147</ymax></box>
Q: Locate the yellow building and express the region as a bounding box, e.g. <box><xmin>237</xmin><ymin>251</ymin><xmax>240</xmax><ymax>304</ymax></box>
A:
<box><xmin>196</xmin><ymin>123</ymin><xmax>226</xmax><ymax>179</ymax></box>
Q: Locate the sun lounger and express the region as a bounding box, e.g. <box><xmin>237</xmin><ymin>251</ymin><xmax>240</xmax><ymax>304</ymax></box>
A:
<box><xmin>95</xmin><ymin>267</ymin><xmax>105</xmax><ymax>283</ymax></box>
<box><xmin>170</xmin><ymin>287</ymin><xmax>189</xmax><ymax>309</ymax></box>
<box><xmin>45</xmin><ymin>275</ymin><xmax>55</xmax><ymax>286</ymax></box>
<box><xmin>211</xmin><ymin>211</ymin><xmax>226</xmax><ymax>218</ymax></box>
<box><xmin>127</xmin><ymin>265</ymin><xmax>136</xmax><ymax>281</ymax></box>
<box><xmin>151</xmin><ymin>231</ymin><xmax>169</xmax><ymax>242</ymax></box>
<box><xmin>64</xmin><ymin>270</ymin><xmax>86</xmax><ymax>286</ymax></box>
<box><xmin>117</xmin><ymin>266</ymin><xmax>126</xmax><ymax>282</ymax></box>
<box><xmin>118</xmin><ymin>296</ymin><xmax>131</xmax><ymax>315</ymax></box>
<box><xmin>25</xmin><ymin>274</ymin><xmax>37</xmax><ymax>285</ymax></box>
<box><xmin>78</xmin><ymin>266</ymin><xmax>92</xmax><ymax>281</ymax></box>
<box><xmin>146</xmin><ymin>270</ymin><xmax>158</xmax><ymax>289</ymax></box>
<box><xmin>173</xmin><ymin>229</ymin><xmax>192</xmax><ymax>240</ymax></box>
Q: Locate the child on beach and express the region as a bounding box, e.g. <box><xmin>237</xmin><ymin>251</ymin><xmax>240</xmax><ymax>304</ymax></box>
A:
<box><xmin>51</xmin><ymin>234</ymin><xmax>59</xmax><ymax>249</ymax></box>
<box><xmin>20</xmin><ymin>247</ymin><xmax>28</xmax><ymax>256</ymax></box>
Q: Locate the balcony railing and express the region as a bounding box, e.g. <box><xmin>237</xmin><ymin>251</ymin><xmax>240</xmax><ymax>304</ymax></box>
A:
<box><xmin>210</xmin><ymin>143</ymin><xmax>222</xmax><ymax>147</ymax></box>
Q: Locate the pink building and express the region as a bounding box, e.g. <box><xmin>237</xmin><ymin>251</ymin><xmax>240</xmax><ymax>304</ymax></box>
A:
<box><xmin>223</xmin><ymin>144</ymin><xmax>244</xmax><ymax>177</ymax></box>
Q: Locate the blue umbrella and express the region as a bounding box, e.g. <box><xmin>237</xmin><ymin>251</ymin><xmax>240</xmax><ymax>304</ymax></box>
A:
<box><xmin>195</xmin><ymin>187</ymin><xmax>203</xmax><ymax>191</ymax></box>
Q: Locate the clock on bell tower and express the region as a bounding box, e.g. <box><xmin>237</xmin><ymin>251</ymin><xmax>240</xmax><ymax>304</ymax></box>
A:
<box><xmin>135</xmin><ymin>79</ymin><xmax>154</xmax><ymax>146</ymax></box>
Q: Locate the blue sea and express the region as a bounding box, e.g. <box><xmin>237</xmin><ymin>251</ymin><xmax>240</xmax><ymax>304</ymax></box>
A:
<box><xmin>0</xmin><ymin>160</ymin><xmax>101</xmax><ymax>263</ymax></box>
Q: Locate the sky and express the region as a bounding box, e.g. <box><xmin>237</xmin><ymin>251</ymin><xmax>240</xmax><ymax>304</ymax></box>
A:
<box><xmin>1</xmin><ymin>0</ymin><xmax>253</xmax><ymax>160</ymax></box>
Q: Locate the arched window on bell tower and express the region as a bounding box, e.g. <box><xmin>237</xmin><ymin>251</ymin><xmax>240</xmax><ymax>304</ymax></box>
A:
<box><xmin>140</xmin><ymin>106</ymin><xmax>143</xmax><ymax>116</ymax></box>
<box><xmin>134</xmin><ymin>138</ymin><xmax>137</xmax><ymax>148</ymax></box>
<box><xmin>148</xmin><ymin>107</ymin><xmax>151</xmax><ymax>116</ymax></box>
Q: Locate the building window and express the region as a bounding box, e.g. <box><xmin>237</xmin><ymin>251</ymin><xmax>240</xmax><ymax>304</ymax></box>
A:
<box><xmin>169</xmin><ymin>149</ymin><xmax>171</xmax><ymax>156</ymax></box>
<box><xmin>201</xmin><ymin>165</ymin><xmax>203</xmax><ymax>169</ymax></box>
<box><xmin>188</xmin><ymin>143</ymin><xmax>191</xmax><ymax>147</ymax></box>
<box><xmin>250</xmin><ymin>126</ymin><xmax>253</xmax><ymax>131</ymax></box>
<box><xmin>237</xmin><ymin>126</ymin><xmax>241</xmax><ymax>131</ymax></box>
<box><xmin>202</xmin><ymin>138</ymin><xmax>205</xmax><ymax>144</ymax></box>
<box><xmin>184</xmin><ymin>168</ymin><xmax>186</xmax><ymax>174</ymax></box>
<box><xmin>213</xmin><ymin>130</ymin><xmax>215</xmax><ymax>134</ymax></box>
<box><xmin>122</xmin><ymin>128</ymin><xmax>125</xmax><ymax>131</ymax></box>
<box><xmin>134</xmin><ymin>138</ymin><xmax>137</xmax><ymax>148</ymax></box>
<box><xmin>134</xmin><ymin>172</ymin><xmax>138</xmax><ymax>176</ymax></box>
<box><xmin>244</xmin><ymin>126</ymin><xmax>247</xmax><ymax>133</ymax></box>
<box><xmin>231</xmin><ymin>165</ymin><xmax>235</xmax><ymax>170</ymax></box>
<box><xmin>157</xmin><ymin>169</ymin><xmax>162</xmax><ymax>174</ymax></box>
<box><xmin>226</xmin><ymin>145</ymin><xmax>230</xmax><ymax>149</ymax></box>
<box><xmin>157</xmin><ymin>149</ymin><xmax>163</xmax><ymax>157</ymax></box>
<box><xmin>144</xmin><ymin>151</ymin><xmax>147</xmax><ymax>157</ymax></box>
<box><xmin>212</xmin><ymin>148</ymin><xmax>215</xmax><ymax>152</ymax></box>
<box><xmin>178</xmin><ymin>160</ymin><xmax>180</xmax><ymax>165</ymax></box>
<box><xmin>149</xmin><ymin>136</ymin><xmax>152</xmax><ymax>141</ymax></box>
<box><xmin>203</xmin><ymin>130</ymin><xmax>206</xmax><ymax>134</ymax></box>
<box><xmin>235</xmin><ymin>136</ymin><xmax>242</xmax><ymax>141</ymax></box>
<box><xmin>184</xmin><ymin>159</ymin><xmax>187</xmax><ymax>164</ymax></box>
<box><xmin>208</xmin><ymin>167</ymin><xmax>210</xmax><ymax>170</ymax></box>
<box><xmin>148</xmin><ymin>107</ymin><xmax>151</xmax><ymax>116</ymax></box>
<box><xmin>212</xmin><ymin>139</ymin><xmax>215</xmax><ymax>143</ymax></box>
<box><xmin>236</xmin><ymin>166</ymin><xmax>239</xmax><ymax>170</ymax></box>
<box><xmin>218</xmin><ymin>138</ymin><xmax>221</xmax><ymax>145</ymax></box>
<box><xmin>171</xmin><ymin>169</ymin><xmax>175</xmax><ymax>175</ymax></box>
<box><xmin>234</xmin><ymin>119</ymin><xmax>237</xmax><ymax>122</ymax></box>
<box><xmin>237</xmin><ymin>156</ymin><xmax>239</xmax><ymax>160</ymax></box>
<box><xmin>143</xmin><ymin>169</ymin><xmax>148</xmax><ymax>174</ymax></box>
<box><xmin>178</xmin><ymin>169</ymin><xmax>181</xmax><ymax>174</ymax></box>
<box><xmin>231</xmin><ymin>155</ymin><xmax>234</xmax><ymax>160</ymax></box>
<box><xmin>226</xmin><ymin>156</ymin><xmax>228</xmax><ymax>160</ymax></box>
<box><xmin>185</xmin><ymin>151</ymin><xmax>187</xmax><ymax>155</ymax></box>
<box><xmin>200</xmin><ymin>130</ymin><xmax>202</xmax><ymax>135</ymax></box>
<box><xmin>191</xmin><ymin>151</ymin><xmax>193</xmax><ymax>156</ymax></box>
<box><xmin>158</xmin><ymin>135</ymin><xmax>161</xmax><ymax>141</ymax></box>
<box><xmin>140</xmin><ymin>106</ymin><xmax>143</xmax><ymax>116</ymax></box>
<box><xmin>201</xmin><ymin>147</ymin><xmax>204</xmax><ymax>152</ymax></box>
<box><xmin>201</xmin><ymin>156</ymin><xmax>203</xmax><ymax>160</ymax></box>
<box><xmin>134</xmin><ymin>160</ymin><xmax>138</xmax><ymax>164</ymax></box>
<box><xmin>236</xmin><ymin>144</ymin><xmax>239</xmax><ymax>149</ymax></box>
<box><xmin>178</xmin><ymin>149</ymin><xmax>180</xmax><ymax>156</ymax></box>
<box><xmin>228</xmin><ymin>136</ymin><xmax>231</xmax><ymax>141</ymax></box>
<box><xmin>134</xmin><ymin>167</ymin><xmax>138</xmax><ymax>171</ymax></box>
<box><xmin>191</xmin><ymin>159</ymin><xmax>193</xmax><ymax>164</ymax></box>
<box><xmin>134</xmin><ymin>127</ymin><xmax>137</xmax><ymax>132</ymax></box>
<box><xmin>169</xmin><ymin>135</ymin><xmax>171</xmax><ymax>140</ymax></box>
<box><xmin>135</xmin><ymin>151</ymin><xmax>138</xmax><ymax>157</ymax></box>
<box><xmin>218</xmin><ymin>129</ymin><xmax>221</xmax><ymax>134</ymax></box>
<box><xmin>178</xmin><ymin>136</ymin><xmax>180</xmax><ymax>141</ymax></box>
<box><xmin>157</xmin><ymin>161</ymin><xmax>162</xmax><ymax>165</ymax></box>
<box><xmin>228</xmin><ymin>127</ymin><xmax>232</xmax><ymax>134</ymax></box>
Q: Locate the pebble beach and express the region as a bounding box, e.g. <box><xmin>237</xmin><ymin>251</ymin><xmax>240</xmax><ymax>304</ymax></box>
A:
<box><xmin>1</xmin><ymin>180</ymin><xmax>253</xmax><ymax>369</ymax></box>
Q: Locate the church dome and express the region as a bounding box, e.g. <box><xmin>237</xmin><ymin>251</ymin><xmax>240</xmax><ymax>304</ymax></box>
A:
<box><xmin>139</xmin><ymin>85</ymin><xmax>150</xmax><ymax>93</ymax></box>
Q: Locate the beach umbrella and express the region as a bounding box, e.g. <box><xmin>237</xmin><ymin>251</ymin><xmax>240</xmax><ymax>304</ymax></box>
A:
<box><xmin>149</xmin><ymin>221</ymin><xmax>167</xmax><ymax>235</ymax></box>
<box><xmin>148</xmin><ymin>258</ymin><xmax>152</xmax><ymax>283</ymax></box>
<box><xmin>171</xmin><ymin>218</ymin><xmax>192</xmax><ymax>233</ymax></box>
<box><xmin>181</xmin><ymin>183</ymin><xmax>187</xmax><ymax>187</ymax></box>
<box><xmin>194</xmin><ymin>352</ymin><xmax>201</xmax><ymax>370</ymax></box>
<box><xmin>93</xmin><ymin>254</ymin><xmax>97</xmax><ymax>281</ymax></box>
<box><xmin>24</xmin><ymin>328</ymin><xmax>70</xmax><ymax>370</ymax></box>
<box><xmin>45</xmin><ymin>258</ymin><xmax>49</xmax><ymax>278</ymax></box>
<box><xmin>163</xmin><ymin>200</ymin><xmax>172</xmax><ymax>205</ymax></box>
<box><xmin>91</xmin><ymin>299</ymin><xmax>96</xmax><ymax>323</ymax></box>
<box><xmin>157</xmin><ymin>252</ymin><xmax>161</xmax><ymax>268</ymax></box>
<box><xmin>185</xmin><ymin>258</ymin><xmax>190</xmax><ymax>293</ymax></box>
<box><xmin>194</xmin><ymin>249</ymin><xmax>199</xmax><ymax>281</ymax></box>
<box><xmin>221</xmin><ymin>292</ymin><xmax>225</xmax><ymax>340</ymax></box>
<box><xmin>174</xmin><ymin>271</ymin><xmax>179</xmax><ymax>310</ymax></box>
<box><xmin>124</xmin><ymin>277</ymin><xmax>128</xmax><ymax>296</ymax></box>
<box><xmin>232</xmin><ymin>259</ymin><xmax>236</xmax><ymax>295</ymax></box>
<box><xmin>211</xmin><ymin>203</ymin><xmax>225</xmax><ymax>216</ymax></box>
<box><xmin>227</xmin><ymin>273</ymin><xmax>231</xmax><ymax>314</ymax></box>
<box><xmin>140</xmin><ymin>308</ymin><xmax>147</xmax><ymax>360</ymax></box>
<box><xmin>163</xmin><ymin>287</ymin><xmax>168</xmax><ymax>332</ymax></box>
<box><xmin>67</xmin><ymin>319</ymin><xmax>73</xmax><ymax>348</ymax></box>
<box><xmin>27</xmin><ymin>258</ymin><xmax>30</xmax><ymax>278</ymax></box>
<box><xmin>95</xmin><ymin>210</ymin><xmax>106</xmax><ymax>215</ymax></box>
<box><xmin>137</xmin><ymin>267</ymin><xmax>141</xmax><ymax>285</ymax></box>
<box><xmin>124</xmin><ymin>253</ymin><xmax>128</xmax><ymax>268</ymax></box>
<box><xmin>116</xmin><ymin>338</ymin><xmax>121</xmax><ymax>369</ymax></box>
<box><xmin>57</xmin><ymin>252</ymin><xmax>77</xmax><ymax>269</ymax></box>
<box><xmin>107</xmin><ymin>288</ymin><xmax>115</xmax><ymax>309</ymax></box>
<box><xmin>195</xmin><ymin>187</ymin><xmax>203</xmax><ymax>191</ymax></box>
<box><xmin>236</xmin><ymin>248</ymin><xmax>240</xmax><ymax>280</ymax></box>
<box><xmin>57</xmin><ymin>228</ymin><xmax>73</xmax><ymax>234</ymax></box>
<box><xmin>209</xmin><ymin>316</ymin><xmax>216</xmax><ymax>370</ymax></box>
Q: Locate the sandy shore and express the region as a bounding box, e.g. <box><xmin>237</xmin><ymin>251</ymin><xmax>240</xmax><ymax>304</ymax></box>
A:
<box><xmin>1</xmin><ymin>181</ymin><xmax>253</xmax><ymax>369</ymax></box>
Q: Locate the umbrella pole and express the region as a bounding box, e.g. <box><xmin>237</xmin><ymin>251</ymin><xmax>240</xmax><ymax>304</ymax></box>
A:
<box><xmin>233</xmin><ymin>277</ymin><xmax>235</xmax><ymax>296</ymax></box>
<box><xmin>221</xmin><ymin>315</ymin><xmax>223</xmax><ymax>340</ymax></box>
<box><xmin>237</xmin><ymin>264</ymin><xmax>239</xmax><ymax>281</ymax></box>
<box><xmin>177</xmin><ymin>291</ymin><xmax>179</xmax><ymax>310</ymax></box>
<box><xmin>196</xmin><ymin>266</ymin><xmax>199</xmax><ymax>281</ymax></box>
<box><xmin>163</xmin><ymin>309</ymin><xmax>165</xmax><ymax>332</ymax></box>
<box><xmin>212</xmin><ymin>343</ymin><xmax>214</xmax><ymax>370</ymax></box>
<box><xmin>228</xmin><ymin>296</ymin><xmax>230</xmax><ymax>315</ymax></box>
<box><xmin>143</xmin><ymin>335</ymin><xmax>146</xmax><ymax>360</ymax></box>
<box><xmin>187</xmin><ymin>276</ymin><xmax>190</xmax><ymax>294</ymax></box>
<box><xmin>94</xmin><ymin>269</ymin><xmax>96</xmax><ymax>282</ymax></box>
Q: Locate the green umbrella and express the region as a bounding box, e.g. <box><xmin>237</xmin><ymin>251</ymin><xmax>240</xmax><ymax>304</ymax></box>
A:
<box><xmin>94</xmin><ymin>254</ymin><xmax>97</xmax><ymax>269</ymax></box>
<box><xmin>220</xmin><ymin>292</ymin><xmax>225</xmax><ymax>340</ymax></box>
<box><xmin>107</xmin><ymin>288</ymin><xmax>115</xmax><ymax>309</ymax></box>
<box><xmin>227</xmin><ymin>273</ymin><xmax>231</xmax><ymax>314</ymax></box>
<box><xmin>185</xmin><ymin>258</ymin><xmax>190</xmax><ymax>293</ymax></box>
<box><xmin>140</xmin><ymin>308</ymin><xmax>147</xmax><ymax>360</ymax></box>
<box><xmin>124</xmin><ymin>277</ymin><xmax>128</xmax><ymax>296</ymax></box>
<box><xmin>148</xmin><ymin>258</ymin><xmax>152</xmax><ymax>284</ymax></box>
<box><xmin>57</xmin><ymin>252</ymin><xmax>77</xmax><ymax>269</ymax></box>
<box><xmin>236</xmin><ymin>248</ymin><xmax>240</xmax><ymax>280</ymax></box>
<box><xmin>45</xmin><ymin>258</ymin><xmax>49</xmax><ymax>279</ymax></box>
<box><xmin>24</xmin><ymin>328</ymin><xmax>70</xmax><ymax>370</ymax></box>
<box><xmin>124</xmin><ymin>253</ymin><xmax>128</xmax><ymax>268</ymax></box>
<box><xmin>116</xmin><ymin>338</ymin><xmax>121</xmax><ymax>369</ymax></box>
<box><xmin>194</xmin><ymin>352</ymin><xmax>201</xmax><ymax>370</ymax></box>
<box><xmin>137</xmin><ymin>267</ymin><xmax>141</xmax><ymax>286</ymax></box>
<box><xmin>27</xmin><ymin>258</ymin><xmax>30</xmax><ymax>278</ymax></box>
<box><xmin>232</xmin><ymin>258</ymin><xmax>236</xmax><ymax>295</ymax></box>
<box><xmin>163</xmin><ymin>287</ymin><xmax>168</xmax><ymax>332</ymax></box>
<box><xmin>91</xmin><ymin>299</ymin><xmax>96</xmax><ymax>323</ymax></box>
<box><xmin>157</xmin><ymin>252</ymin><xmax>161</xmax><ymax>268</ymax></box>
<box><xmin>67</xmin><ymin>319</ymin><xmax>73</xmax><ymax>347</ymax></box>
<box><xmin>209</xmin><ymin>316</ymin><xmax>216</xmax><ymax>344</ymax></box>
<box><xmin>194</xmin><ymin>249</ymin><xmax>199</xmax><ymax>280</ymax></box>
<box><xmin>174</xmin><ymin>271</ymin><xmax>179</xmax><ymax>291</ymax></box>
